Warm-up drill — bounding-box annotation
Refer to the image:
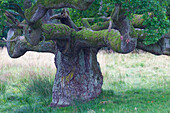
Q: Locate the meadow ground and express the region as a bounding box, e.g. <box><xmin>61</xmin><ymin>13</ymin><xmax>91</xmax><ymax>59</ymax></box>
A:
<box><xmin>0</xmin><ymin>47</ymin><xmax>170</xmax><ymax>113</ymax></box>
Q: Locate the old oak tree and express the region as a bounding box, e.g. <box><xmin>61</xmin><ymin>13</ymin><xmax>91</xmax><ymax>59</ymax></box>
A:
<box><xmin>0</xmin><ymin>0</ymin><xmax>169</xmax><ymax>107</ymax></box>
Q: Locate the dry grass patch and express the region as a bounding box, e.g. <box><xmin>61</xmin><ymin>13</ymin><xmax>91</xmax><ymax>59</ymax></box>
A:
<box><xmin>97</xmin><ymin>51</ymin><xmax>170</xmax><ymax>91</ymax></box>
<box><xmin>0</xmin><ymin>47</ymin><xmax>55</xmax><ymax>82</ymax></box>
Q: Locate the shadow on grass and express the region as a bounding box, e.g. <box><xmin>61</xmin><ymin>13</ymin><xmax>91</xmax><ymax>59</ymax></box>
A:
<box><xmin>71</xmin><ymin>88</ymin><xmax>169</xmax><ymax>113</ymax></box>
<box><xmin>1</xmin><ymin>75</ymin><xmax>169</xmax><ymax>113</ymax></box>
<box><xmin>11</xmin><ymin>87</ymin><xmax>170</xmax><ymax>113</ymax></box>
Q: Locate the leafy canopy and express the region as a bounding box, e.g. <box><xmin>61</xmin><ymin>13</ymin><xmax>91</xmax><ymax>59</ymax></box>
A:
<box><xmin>0</xmin><ymin>0</ymin><xmax>169</xmax><ymax>45</ymax></box>
<box><xmin>69</xmin><ymin>0</ymin><xmax>169</xmax><ymax>45</ymax></box>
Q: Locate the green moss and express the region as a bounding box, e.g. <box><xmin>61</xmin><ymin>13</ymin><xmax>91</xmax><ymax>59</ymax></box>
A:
<box><xmin>26</xmin><ymin>40</ymin><xmax>33</xmax><ymax>47</ymax></box>
<box><xmin>75</xmin><ymin>28</ymin><xmax>121</xmax><ymax>51</ymax></box>
<box><xmin>132</xmin><ymin>14</ymin><xmax>145</xmax><ymax>28</ymax></box>
<box><xmin>25</xmin><ymin>3</ymin><xmax>38</xmax><ymax>20</ymax></box>
<box><xmin>130</xmin><ymin>25</ymin><xmax>138</xmax><ymax>38</ymax></box>
<box><xmin>82</xmin><ymin>19</ymin><xmax>91</xmax><ymax>28</ymax></box>
<box><xmin>32</xmin><ymin>21</ymin><xmax>42</xmax><ymax>29</ymax></box>
<box><xmin>107</xmin><ymin>30</ymin><xmax>121</xmax><ymax>51</ymax></box>
<box><xmin>91</xmin><ymin>21</ymin><xmax>109</xmax><ymax>31</ymax></box>
<box><xmin>75</xmin><ymin>28</ymin><xmax>105</xmax><ymax>45</ymax></box>
<box><xmin>10</xmin><ymin>42</ymin><xmax>16</xmax><ymax>55</ymax></box>
<box><xmin>110</xmin><ymin>8</ymin><xmax>115</xmax><ymax>20</ymax></box>
<box><xmin>42</xmin><ymin>24</ymin><xmax>72</xmax><ymax>40</ymax></box>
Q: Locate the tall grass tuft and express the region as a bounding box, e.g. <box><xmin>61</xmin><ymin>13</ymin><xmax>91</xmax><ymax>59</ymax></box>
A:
<box><xmin>25</xmin><ymin>75</ymin><xmax>54</xmax><ymax>97</ymax></box>
<box><xmin>0</xmin><ymin>81</ymin><xmax>6</xmax><ymax>94</ymax></box>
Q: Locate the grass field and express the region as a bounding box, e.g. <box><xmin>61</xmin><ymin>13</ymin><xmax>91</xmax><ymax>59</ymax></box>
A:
<box><xmin>0</xmin><ymin>47</ymin><xmax>170</xmax><ymax>113</ymax></box>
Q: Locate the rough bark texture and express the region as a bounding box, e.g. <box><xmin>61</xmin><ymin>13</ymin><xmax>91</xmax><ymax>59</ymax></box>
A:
<box><xmin>50</xmin><ymin>48</ymin><xmax>103</xmax><ymax>107</ymax></box>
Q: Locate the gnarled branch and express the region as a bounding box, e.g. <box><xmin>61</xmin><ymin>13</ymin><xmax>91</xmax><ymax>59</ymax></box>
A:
<box><xmin>50</xmin><ymin>8</ymin><xmax>79</xmax><ymax>31</ymax></box>
<box><xmin>111</xmin><ymin>4</ymin><xmax>137</xmax><ymax>53</ymax></box>
<box><xmin>25</xmin><ymin>0</ymin><xmax>95</xmax><ymax>25</ymax></box>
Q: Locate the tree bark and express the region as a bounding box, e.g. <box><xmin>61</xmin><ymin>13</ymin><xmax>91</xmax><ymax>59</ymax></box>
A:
<box><xmin>50</xmin><ymin>48</ymin><xmax>103</xmax><ymax>107</ymax></box>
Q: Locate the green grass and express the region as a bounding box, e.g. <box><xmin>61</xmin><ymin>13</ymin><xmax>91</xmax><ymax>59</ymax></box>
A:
<box><xmin>0</xmin><ymin>48</ymin><xmax>170</xmax><ymax>113</ymax></box>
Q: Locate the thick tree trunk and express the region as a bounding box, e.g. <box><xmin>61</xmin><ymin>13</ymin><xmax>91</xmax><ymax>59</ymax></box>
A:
<box><xmin>50</xmin><ymin>48</ymin><xmax>103</xmax><ymax>107</ymax></box>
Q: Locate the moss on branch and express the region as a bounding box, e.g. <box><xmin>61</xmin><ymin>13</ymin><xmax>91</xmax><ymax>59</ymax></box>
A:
<box><xmin>25</xmin><ymin>3</ymin><xmax>38</xmax><ymax>20</ymax></box>
<box><xmin>91</xmin><ymin>21</ymin><xmax>110</xmax><ymax>31</ymax></box>
<box><xmin>41</xmin><ymin>24</ymin><xmax>122</xmax><ymax>52</ymax></box>
<box><xmin>132</xmin><ymin>14</ymin><xmax>145</xmax><ymax>28</ymax></box>
<box><xmin>8</xmin><ymin>22</ymin><xmax>170</xmax><ymax>58</ymax></box>
<box><xmin>7</xmin><ymin>22</ymin><xmax>124</xmax><ymax>58</ymax></box>
<box><xmin>75</xmin><ymin>28</ymin><xmax>121</xmax><ymax>51</ymax></box>
<box><xmin>42</xmin><ymin>24</ymin><xmax>73</xmax><ymax>40</ymax></box>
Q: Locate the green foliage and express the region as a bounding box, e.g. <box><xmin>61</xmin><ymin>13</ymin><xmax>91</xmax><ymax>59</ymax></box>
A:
<box><xmin>0</xmin><ymin>0</ymin><xmax>8</xmax><ymax>36</ymax></box>
<box><xmin>118</xmin><ymin>0</ymin><xmax>170</xmax><ymax>45</ymax></box>
<box><xmin>69</xmin><ymin>0</ymin><xmax>115</xmax><ymax>27</ymax></box>
<box><xmin>69</xmin><ymin>0</ymin><xmax>169</xmax><ymax>45</ymax></box>
<box><xmin>0</xmin><ymin>0</ymin><xmax>25</xmax><ymax>46</ymax></box>
<box><xmin>0</xmin><ymin>0</ymin><xmax>169</xmax><ymax>45</ymax></box>
<box><xmin>0</xmin><ymin>41</ymin><xmax>6</xmax><ymax>47</ymax></box>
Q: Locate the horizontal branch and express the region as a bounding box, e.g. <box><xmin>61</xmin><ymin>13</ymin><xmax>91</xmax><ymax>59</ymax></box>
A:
<box><xmin>137</xmin><ymin>38</ymin><xmax>165</xmax><ymax>55</ymax></box>
<box><xmin>25</xmin><ymin>0</ymin><xmax>95</xmax><ymax>24</ymax></box>
<box><xmin>41</xmin><ymin>24</ymin><xmax>124</xmax><ymax>53</ymax></box>
<box><xmin>74</xmin><ymin>28</ymin><xmax>121</xmax><ymax>51</ymax></box>
<box><xmin>6</xmin><ymin>28</ymin><xmax>56</xmax><ymax>58</ymax></box>
<box><xmin>82</xmin><ymin>18</ymin><xmax>116</xmax><ymax>31</ymax></box>
<box><xmin>6</xmin><ymin>23</ymin><xmax>170</xmax><ymax>58</ymax></box>
<box><xmin>82</xmin><ymin>17</ymin><xmax>110</xmax><ymax>28</ymax></box>
<box><xmin>135</xmin><ymin>29</ymin><xmax>170</xmax><ymax>55</ymax></box>
<box><xmin>6</xmin><ymin>23</ymin><xmax>122</xmax><ymax>57</ymax></box>
<box><xmin>82</xmin><ymin>13</ymin><xmax>148</xmax><ymax>31</ymax></box>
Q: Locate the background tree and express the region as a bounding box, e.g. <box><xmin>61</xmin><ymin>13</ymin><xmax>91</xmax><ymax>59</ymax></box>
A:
<box><xmin>0</xmin><ymin>0</ymin><xmax>169</xmax><ymax>107</ymax></box>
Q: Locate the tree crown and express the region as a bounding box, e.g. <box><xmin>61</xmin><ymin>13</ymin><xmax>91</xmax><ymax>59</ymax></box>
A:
<box><xmin>0</xmin><ymin>0</ymin><xmax>169</xmax><ymax>45</ymax></box>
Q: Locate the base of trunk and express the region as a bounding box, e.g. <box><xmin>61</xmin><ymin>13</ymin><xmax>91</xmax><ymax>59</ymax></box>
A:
<box><xmin>50</xmin><ymin>48</ymin><xmax>103</xmax><ymax>107</ymax></box>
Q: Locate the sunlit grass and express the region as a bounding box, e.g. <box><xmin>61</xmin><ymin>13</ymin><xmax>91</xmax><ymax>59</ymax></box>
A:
<box><xmin>0</xmin><ymin>47</ymin><xmax>170</xmax><ymax>113</ymax></box>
